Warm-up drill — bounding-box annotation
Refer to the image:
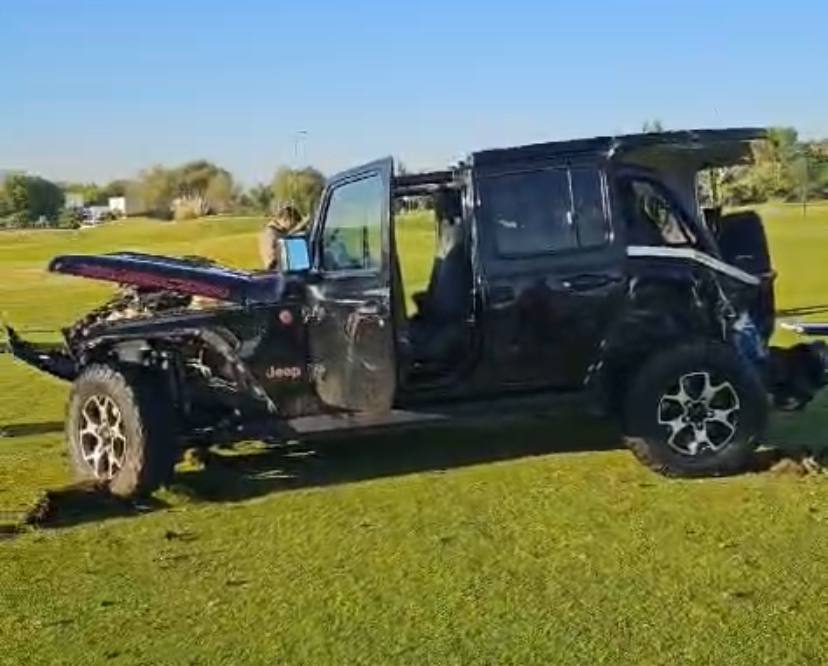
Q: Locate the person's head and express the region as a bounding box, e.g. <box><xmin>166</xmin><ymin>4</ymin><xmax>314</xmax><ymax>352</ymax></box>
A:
<box><xmin>271</xmin><ymin>204</ymin><xmax>303</xmax><ymax>233</ymax></box>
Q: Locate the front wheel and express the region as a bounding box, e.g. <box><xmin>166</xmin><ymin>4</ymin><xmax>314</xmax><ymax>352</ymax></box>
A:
<box><xmin>624</xmin><ymin>342</ymin><xmax>768</xmax><ymax>477</ymax></box>
<box><xmin>66</xmin><ymin>365</ymin><xmax>178</xmax><ymax>497</ymax></box>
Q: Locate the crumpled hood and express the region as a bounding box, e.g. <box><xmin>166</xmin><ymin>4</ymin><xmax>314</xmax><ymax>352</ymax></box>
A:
<box><xmin>49</xmin><ymin>252</ymin><xmax>284</xmax><ymax>304</ymax></box>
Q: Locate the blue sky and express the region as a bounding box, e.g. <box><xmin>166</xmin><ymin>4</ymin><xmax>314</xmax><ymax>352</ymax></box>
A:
<box><xmin>1</xmin><ymin>0</ymin><xmax>826</xmax><ymax>184</ymax></box>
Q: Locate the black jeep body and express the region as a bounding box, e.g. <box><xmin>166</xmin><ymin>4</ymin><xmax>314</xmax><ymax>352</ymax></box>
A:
<box><xmin>7</xmin><ymin>128</ymin><xmax>827</xmax><ymax>496</ymax></box>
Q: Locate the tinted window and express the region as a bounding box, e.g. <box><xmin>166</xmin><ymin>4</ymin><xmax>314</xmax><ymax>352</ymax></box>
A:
<box><xmin>481</xmin><ymin>169</ymin><xmax>577</xmax><ymax>256</ymax></box>
<box><xmin>570</xmin><ymin>167</ymin><xmax>609</xmax><ymax>247</ymax></box>
<box><xmin>623</xmin><ymin>179</ymin><xmax>696</xmax><ymax>247</ymax></box>
<box><xmin>321</xmin><ymin>175</ymin><xmax>384</xmax><ymax>271</ymax></box>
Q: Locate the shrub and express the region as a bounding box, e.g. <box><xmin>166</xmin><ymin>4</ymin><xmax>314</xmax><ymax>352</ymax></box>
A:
<box><xmin>173</xmin><ymin>201</ymin><xmax>201</xmax><ymax>221</ymax></box>
<box><xmin>57</xmin><ymin>208</ymin><xmax>84</xmax><ymax>229</ymax></box>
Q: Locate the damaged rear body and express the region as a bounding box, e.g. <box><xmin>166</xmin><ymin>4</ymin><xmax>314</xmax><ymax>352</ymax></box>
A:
<box><xmin>590</xmin><ymin>131</ymin><xmax>826</xmax><ymax>412</ymax></box>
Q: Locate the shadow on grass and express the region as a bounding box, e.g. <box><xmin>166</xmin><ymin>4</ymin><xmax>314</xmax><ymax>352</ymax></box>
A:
<box><xmin>20</xmin><ymin>401</ymin><xmax>828</xmax><ymax>532</ymax></box>
<box><xmin>180</xmin><ymin>415</ymin><xmax>622</xmax><ymax>502</ymax></box>
<box><xmin>27</xmin><ymin>414</ymin><xmax>621</xmax><ymax>530</ymax></box>
<box><xmin>0</xmin><ymin>421</ymin><xmax>64</xmax><ymax>439</ymax></box>
<box><xmin>22</xmin><ymin>482</ymin><xmax>169</xmax><ymax>530</ymax></box>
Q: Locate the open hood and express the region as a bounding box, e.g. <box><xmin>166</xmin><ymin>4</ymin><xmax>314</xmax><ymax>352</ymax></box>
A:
<box><xmin>49</xmin><ymin>252</ymin><xmax>284</xmax><ymax>304</ymax></box>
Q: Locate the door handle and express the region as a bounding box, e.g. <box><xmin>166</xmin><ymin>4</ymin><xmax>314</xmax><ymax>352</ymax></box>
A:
<box><xmin>347</xmin><ymin>302</ymin><xmax>386</xmax><ymax>337</ymax></box>
<box><xmin>562</xmin><ymin>274</ymin><xmax>620</xmax><ymax>291</ymax></box>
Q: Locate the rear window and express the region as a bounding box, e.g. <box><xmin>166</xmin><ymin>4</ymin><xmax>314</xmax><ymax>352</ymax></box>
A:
<box><xmin>479</xmin><ymin>166</ymin><xmax>609</xmax><ymax>257</ymax></box>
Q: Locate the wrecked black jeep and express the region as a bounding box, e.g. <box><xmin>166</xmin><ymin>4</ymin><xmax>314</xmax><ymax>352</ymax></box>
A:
<box><xmin>7</xmin><ymin>128</ymin><xmax>828</xmax><ymax>497</ymax></box>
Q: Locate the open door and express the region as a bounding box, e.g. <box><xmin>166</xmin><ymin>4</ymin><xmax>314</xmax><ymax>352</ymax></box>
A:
<box><xmin>306</xmin><ymin>157</ymin><xmax>397</xmax><ymax>413</ymax></box>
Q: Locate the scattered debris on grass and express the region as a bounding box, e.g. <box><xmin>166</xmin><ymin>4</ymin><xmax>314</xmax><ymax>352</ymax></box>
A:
<box><xmin>769</xmin><ymin>456</ymin><xmax>826</xmax><ymax>476</ymax></box>
<box><xmin>766</xmin><ymin>449</ymin><xmax>828</xmax><ymax>476</ymax></box>
<box><xmin>164</xmin><ymin>529</ymin><xmax>197</xmax><ymax>542</ymax></box>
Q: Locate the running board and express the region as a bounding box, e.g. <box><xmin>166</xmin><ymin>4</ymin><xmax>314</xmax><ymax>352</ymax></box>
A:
<box><xmin>283</xmin><ymin>391</ymin><xmax>585</xmax><ymax>439</ymax></box>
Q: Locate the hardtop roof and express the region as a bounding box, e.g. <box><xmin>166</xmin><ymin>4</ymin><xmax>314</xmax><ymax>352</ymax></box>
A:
<box><xmin>470</xmin><ymin>127</ymin><xmax>766</xmax><ymax>167</ymax></box>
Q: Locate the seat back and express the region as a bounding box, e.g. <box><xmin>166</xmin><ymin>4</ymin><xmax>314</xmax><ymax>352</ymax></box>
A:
<box><xmin>427</xmin><ymin>220</ymin><xmax>470</xmax><ymax>321</ymax></box>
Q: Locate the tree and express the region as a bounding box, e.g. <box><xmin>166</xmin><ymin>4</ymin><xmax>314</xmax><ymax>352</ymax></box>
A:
<box><xmin>270</xmin><ymin>166</ymin><xmax>325</xmax><ymax>218</ymax></box>
<box><xmin>713</xmin><ymin>126</ymin><xmax>814</xmax><ymax>206</ymax></box>
<box><xmin>137</xmin><ymin>161</ymin><xmax>236</xmax><ymax>219</ymax></box>
<box><xmin>642</xmin><ymin>119</ymin><xmax>665</xmax><ymax>133</ymax></box>
<box><xmin>64</xmin><ymin>182</ymin><xmax>105</xmax><ymax>206</ymax></box>
<box><xmin>0</xmin><ymin>173</ymin><xmax>64</xmax><ymax>226</ymax></box>
<box><xmin>139</xmin><ymin>166</ymin><xmax>178</xmax><ymax>218</ymax></box>
<box><xmin>750</xmin><ymin>126</ymin><xmax>799</xmax><ymax>199</ymax></box>
<box><xmin>101</xmin><ymin>179</ymin><xmax>130</xmax><ymax>200</ymax></box>
<box><xmin>248</xmin><ymin>183</ymin><xmax>274</xmax><ymax>213</ymax></box>
<box><xmin>203</xmin><ymin>170</ymin><xmax>234</xmax><ymax>213</ymax></box>
<box><xmin>3</xmin><ymin>174</ymin><xmax>30</xmax><ymax>213</ymax></box>
<box><xmin>175</xmin><ymin>160</ymin><xmax>234</xmax><ymax>215</ymax></box>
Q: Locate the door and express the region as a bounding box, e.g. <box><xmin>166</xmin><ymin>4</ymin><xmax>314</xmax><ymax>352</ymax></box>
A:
<box><xmin>475</xmin><ymin>162</ymin><xmax>626</xmax><ymax>388</ymax></box>
<box><xmin>306</xmin><ymin>158</ymin><xmax>397</xmax><ymax>412</ymax></box>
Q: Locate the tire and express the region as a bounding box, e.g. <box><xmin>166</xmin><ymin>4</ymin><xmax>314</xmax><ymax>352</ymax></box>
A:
<box><xmin>66</xmin><ymin>364</ymin><xmax>178</xmax><ymax>497</ymax></box>
<box><xmin>624</xmin><ymin>341</ymin><xmax>768</xmax><ymax>477</ymax></box>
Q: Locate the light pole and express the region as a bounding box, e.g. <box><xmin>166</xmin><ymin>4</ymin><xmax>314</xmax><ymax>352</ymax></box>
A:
<box><xmin>288</xmin><ymin>130</ymin><xmax>309</xmax><ymax>213</ymax></box>
<box><xmin>293</xmin><ymin>130</ymin><xmax>308</xmax><ymax>167</ymax></box>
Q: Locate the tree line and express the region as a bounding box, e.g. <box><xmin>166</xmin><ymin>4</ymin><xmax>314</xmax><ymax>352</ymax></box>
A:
<box><xmin>706</xmin><ymin>127</ymin><xmax>828</xmax><ymax>207</ymax></box>
<box><xmin>2</xmin><ymin>126</ymin><xmax>827</xmax><ymax>229</ymax></box>
<box><xmin>0</xmin><ymin>162</ymin><xmax>325</xmax><ymax>229</ymax></box>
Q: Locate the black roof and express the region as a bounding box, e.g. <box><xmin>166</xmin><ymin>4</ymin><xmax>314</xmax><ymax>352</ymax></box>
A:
<box><xmin>471</xmin><ymin>127</ymin><xmax>766</xmax><ymax>167</ymax></box>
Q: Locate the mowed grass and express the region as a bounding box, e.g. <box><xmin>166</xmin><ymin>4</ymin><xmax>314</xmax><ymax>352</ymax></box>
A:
<box><xmin>1</xmin><ymin>204</ymin><xmax>828</xmax><ymax>664</ymax></box>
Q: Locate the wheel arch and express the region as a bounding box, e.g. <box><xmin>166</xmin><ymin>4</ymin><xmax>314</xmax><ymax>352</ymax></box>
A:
<box><xmin>75</xmin><ymin>326</ymin><xmax>278</xmax><ymax>418</ymax></box>
<box><xmin>587</xmin><ymin>274</ymin><xmax>726</xmax><ymax>417</ymax></box>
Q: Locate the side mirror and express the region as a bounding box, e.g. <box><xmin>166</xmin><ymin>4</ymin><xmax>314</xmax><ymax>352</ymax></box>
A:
<box><xmin>279</xmin><ymin>235</ymin><xmax>311</xmax><ymax>273</ymax></box>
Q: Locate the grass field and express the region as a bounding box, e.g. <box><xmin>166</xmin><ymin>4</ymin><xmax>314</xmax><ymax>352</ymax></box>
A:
<box><xmin>2</xmin><ymin>204</ymin><xmax>828</xmax><ymax>664</ymax></box>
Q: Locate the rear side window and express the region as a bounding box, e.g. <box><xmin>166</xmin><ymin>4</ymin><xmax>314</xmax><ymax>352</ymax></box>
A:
<box><xmin>620</xmin><ymin>179</ymin><xmax>697</xmax><ymax>247</ymax></box>
<box><xmin>479</xmin><ymin>166</ymin><xmax>609</xmax><ymax>257</ymax></box>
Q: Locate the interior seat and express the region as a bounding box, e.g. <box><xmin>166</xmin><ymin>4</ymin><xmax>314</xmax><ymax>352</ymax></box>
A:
<box><xmin>409</xmin><ymin>190</ymin><xmax>471</xmax><ymax>364</ymax></box>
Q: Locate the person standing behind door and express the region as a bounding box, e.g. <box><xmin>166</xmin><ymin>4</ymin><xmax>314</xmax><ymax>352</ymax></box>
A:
<box><xmin>259</xmin><ymin>204</ymin><xmax>304</xmax><ymax>271</ymax></box>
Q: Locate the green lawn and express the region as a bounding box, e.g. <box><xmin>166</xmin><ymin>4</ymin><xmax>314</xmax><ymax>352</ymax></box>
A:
<box><xmin>2</xmin><ymin>204</ymin><xmax>828</xmax><ymax>664</ymax></box>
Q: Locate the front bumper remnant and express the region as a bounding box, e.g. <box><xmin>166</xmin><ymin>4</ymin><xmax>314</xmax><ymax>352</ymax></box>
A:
<box><xmin>2</xmin><ymin>326</ymin><xmax>77</xmax><ymax>381</ymax></box>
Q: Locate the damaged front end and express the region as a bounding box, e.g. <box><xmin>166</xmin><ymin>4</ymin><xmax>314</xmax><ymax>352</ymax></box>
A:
<box><xmin>4</xmin><ymin>251</ymin><xmax>296</xmax><ymax>432</ymax></box>
<box><xmin>3</xmin><ymin>281</ymin><xmax>197</xmax><ymax>382</ymax></box>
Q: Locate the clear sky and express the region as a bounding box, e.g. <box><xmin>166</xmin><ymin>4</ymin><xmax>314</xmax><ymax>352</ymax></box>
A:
<box><xmin>1</xmin><ymin>0</ymin><xmax>826</xmax><ymax>185</ymax></box>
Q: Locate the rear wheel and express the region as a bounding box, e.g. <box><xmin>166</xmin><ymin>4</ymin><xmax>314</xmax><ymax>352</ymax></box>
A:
<box><xmin>624</xmin><ymin>342</ymin><xmax>768</xmax><ymax>477</ymax></box>
<box><xmin>66</xmin><ymin>365</ymin><xmax>178</xmax><ymax>497</ymax></box>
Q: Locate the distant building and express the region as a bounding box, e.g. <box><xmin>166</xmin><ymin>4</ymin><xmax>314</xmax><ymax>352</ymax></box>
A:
<box><xmin>65</xmin><ymin>192</ymin><xmax>85</xmax><ymax>209</ymax></box>
<box><xmin>108</xmin><ymin>194</ymin><xmax>146</xmax><ymax>217</ymax></box>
